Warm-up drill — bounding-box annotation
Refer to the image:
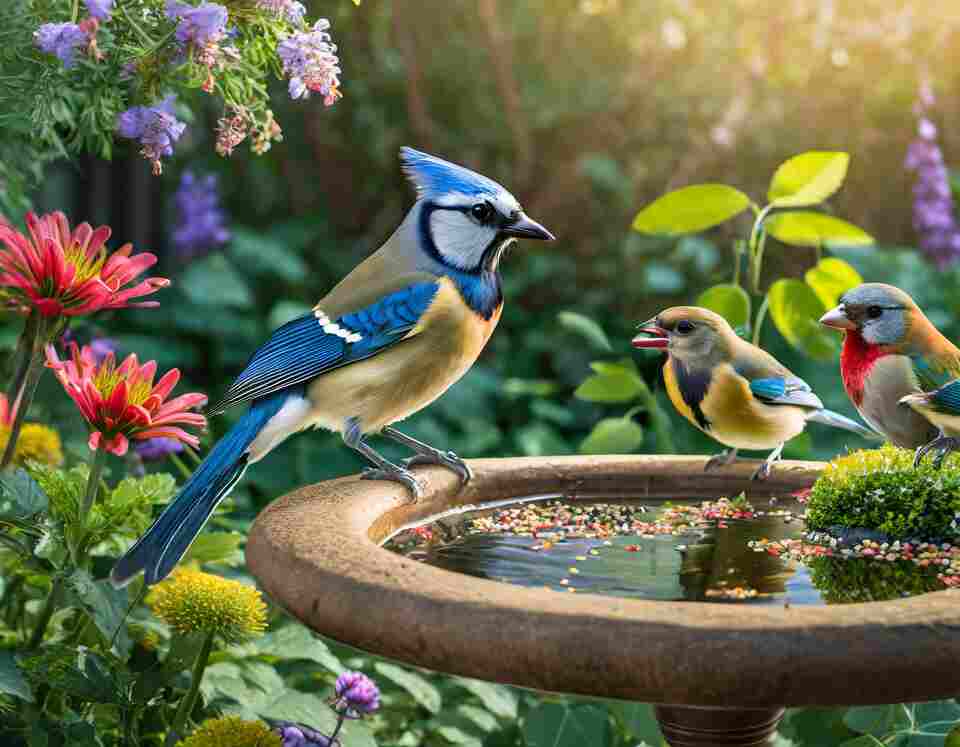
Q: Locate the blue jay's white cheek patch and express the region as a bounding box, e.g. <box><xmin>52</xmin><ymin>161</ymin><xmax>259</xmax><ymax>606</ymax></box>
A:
<box><xmin>314</xmin><ymin>308</ymin><xmax>363</xmax><ymax>343</ymax></box>
<box><xmin>429</xmin><ymin>210</ymin><xmax>497</xmax><ymax>270</ymax></box>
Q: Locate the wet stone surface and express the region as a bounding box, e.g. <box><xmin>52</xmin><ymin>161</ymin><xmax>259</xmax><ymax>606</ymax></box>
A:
<box><xmin>385</xmin><ymin>497</ymin><xmax>957</xmax><ymax>604</ymax></box>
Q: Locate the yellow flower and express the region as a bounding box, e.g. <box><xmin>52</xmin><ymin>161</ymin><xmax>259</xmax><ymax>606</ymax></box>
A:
<box><xmin>176</xmin><ymin>716</ymin><xmax>281</xmax><ymax>747</ymax></box>
<box><xmin>0</xmin><ymin>423</ymin><xmax>63</xmax><ymax>466</ymax></box>
<box><xmin>148</xmin><ymin>567</ymin><xmax>267</xmax><ymax>643</ymax></box>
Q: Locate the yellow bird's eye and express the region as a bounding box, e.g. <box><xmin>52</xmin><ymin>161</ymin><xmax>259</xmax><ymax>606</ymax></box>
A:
<box><xmin>676</xmin><ymin>320</ymin><xmax>695</xmax><ymax>334</ymax></box>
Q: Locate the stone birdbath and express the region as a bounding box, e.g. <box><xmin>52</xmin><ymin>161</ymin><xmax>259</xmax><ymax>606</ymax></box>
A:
<box><xmin>247</xmin><ymin>456</ymin><xmax>960</xmax><ymax>747</ymax></box>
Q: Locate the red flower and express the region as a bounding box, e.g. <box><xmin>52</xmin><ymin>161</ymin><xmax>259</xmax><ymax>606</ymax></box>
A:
<box><xmin>46</xmin><ymin>343</ymin><xmax>207</xmax><ymax>456</ymax></box>
<box><xmin>0</xmin><ymin>211</ymin><xmax>169</xmax><ymax>317</ymax></box>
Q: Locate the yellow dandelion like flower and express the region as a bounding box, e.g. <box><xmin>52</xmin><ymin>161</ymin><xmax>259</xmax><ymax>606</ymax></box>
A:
<box><xmin>176</xmin><ymin>716</ymin><xmax>281</xmax><ymax>747</ymax></box>
<box><xmin>148</xmin><ymin>568</ymin><xmax>267</xmax><ymax>642</ymax></box>
<box><xmin>0</xmin><ymin>423</ymin><xmax>63</xmax><ymax>466</ymax></box>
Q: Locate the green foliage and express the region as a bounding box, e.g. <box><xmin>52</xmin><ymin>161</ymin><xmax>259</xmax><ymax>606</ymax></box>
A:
<box><xmin>807</xmin><ymin>556</ymin><xmax>944</xmax><ymax>603</ymax></box>
<box><xmin>766</xmin><ymin>152</ymin><xmax>850</xmax><ymax>208</ymax></box>
<box><xmin>767</xmin><ymin>278</ymin><xmax>838</xmax><ymax>361</ymax></box>
<box><xmin>696</xmin><ymin>284</ymin><xmax>751</xmax><ymax>331</ymax></box>
<box><xmin>767</xmin><ymin>213</ymin><xmax>874</xmax><ymax>250</ymax></box>
<box><xmin>806</xmin><ymin>446</ymin><xmax>960</xmax><ymax>540</ymax></box>
<box><xmin>631</xmin><ymin>184</ymin><xmax>753</xmax><ymax>235</ymax></box>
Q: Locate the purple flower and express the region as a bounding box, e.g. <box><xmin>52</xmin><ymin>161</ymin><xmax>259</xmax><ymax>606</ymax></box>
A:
<box><xmin>257</xmin><ymin>0</ymin><xmax>306</xmax><ymax>24</ymax></box>
<box><xmin>135</xmin><ymin>437</ymin><xmax>185</xmax><ymax>462</ymax></box>
<box><xmin>331</xmin><ymin>671</ymin><xmax>380</xmax><ymax>719</ymax></box>
<box><xmin>165</xmin><ymin>0</ymin><xmax>228</xmax><ymax>44</ymax></box>
<box><xmin>89</xmin><ymin>337</ymin><xmax>118</xmax><ymax>364</ymax></box>
<box><xmin>172</xmin><ymin>170</ymin><xmax>230</xmax><ymax>259</ymax></box>
<box><xmin>277</xmin><ymin>19</ymin><xmax>342</xmax><ymax>105</ymax></box>
<box><xmin>273</xmin><ymin>722</ymin><xmax>336</xmax><ymax>747</ymax></box>
<box><xmin>85</xmin><ymin>0</ymin><xmax>114</xmax><ymax>21</ymax></box>
<box><xmin>117</xmin><ymin>96</ymin><xmax>186</xmax><ymax>175</ymax></box>
<box><xmin>905</xmin><ymin>82</ymin><xmax>960</xmax><ymax>268</ymax></box>
<box><xmin>34</xmin><ymin>23</ymin><xmax>88</xmax><ymax>68</ymax></box>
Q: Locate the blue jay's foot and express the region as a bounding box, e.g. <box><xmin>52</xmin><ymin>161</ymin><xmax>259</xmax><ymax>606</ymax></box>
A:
<box><xmin>914</xmin><ymin>436</ymin><xmax>960</xmax><ymax>470</ymax></box>
<box><xmin>362</xmin><ymin>465</ymin><xmax>424</xmax><ymax>502</ymax></box>
<box><xmin>751</xmin><ymin>443</ymin><xmax>785</xmax><ymax>482</ymax></box>
<box><xmin>704</xmin><ymin>448</ymin><xmax>738</xmax><ymax>472</ymax></box>
<box><xmin>382</xmin><ymin>426</ymin><xmax>472</xmax><ymax>487</ymax></box>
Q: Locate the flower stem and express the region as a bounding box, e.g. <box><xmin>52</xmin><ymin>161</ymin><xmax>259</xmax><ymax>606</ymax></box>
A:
<box><xmin>6</xmin><ymin>310</ymin><xmax>38</xmax><ymax>404</ymax></box>
<box><xmin>120</xmin><ymin>0</ymin><xmax>156</xmax><ymax>47</ymax></box>
<box><xmin>166</xmin><ymin>631</ymin><xmax>215</xmax><ymax>746</ymax></box>
<box><xmin>169</xmin><ymin>453</ymin><xmax>193</xmax><ymax>481</ymax></box>
<box><xmin>81</xmin><ymin>447</ymin><xmax>107</xmax><ymax>528</ymax></box>
<box><xmin>752</xmin><ymin>294</ymin><xmax>771</xmax><ymax>348</ymax></box>
<box><xmin>328</xmin><ymin>713</ymin><xmax>346</xmax><ymax>745</ymax></box>
<box><xmin>27</xmin><ymin>576</ymin><xmax>63</xmax><ymax>649</ymax></box>
<box><xmin>1</xmin><ymin>322</ymin><xmax>47</xmax><ymax>470</ymax></box>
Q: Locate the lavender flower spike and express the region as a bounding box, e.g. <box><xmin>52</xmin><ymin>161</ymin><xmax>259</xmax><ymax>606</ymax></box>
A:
<box><xmin>34</xmin><ymin>23</ymin><xmax>88</xmax><ymax>69</ymax></box>
<box><xmin>172</xmin><ymin>170</ymin><xmax>231</xmax><ymax>259</ymax></box>
<box><xmin>117</xmin><ymin>96</ymin><xmax>186</xmax><ymax>175</ymax></box>
<box><xmin>165</xmin><ymin>0</ymin><xmax>228</xmax><ymax>44</ymax></box>
<box><xmin>331</xmin><ymin>671</ymin><xmax>380</xmax><ymax>719</ymax></box>
<box><xmin>905</xmin><ymin>81</ymin><xmax>960</xmax><ymax>268</ymax></box>
<box><xmin>277</xmin><ymin>18</ymin><xmax>342</xmax><ymax>104</ymax></box>
<box><xmin>135</xmin><ymin>437</ymin><xmax>186</xmax><ymax>462</ymax></box>
<box><xmin>85</xmin><ymin>0</ymin><xmax>114</xmax><ymax>21</ymax></box>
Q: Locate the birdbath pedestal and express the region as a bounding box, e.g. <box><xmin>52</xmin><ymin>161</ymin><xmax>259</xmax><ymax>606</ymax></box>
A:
<box><xmin>247</xmin><ymin>456</ymin><xmax>960</xmax><ymax>747</ymax></box>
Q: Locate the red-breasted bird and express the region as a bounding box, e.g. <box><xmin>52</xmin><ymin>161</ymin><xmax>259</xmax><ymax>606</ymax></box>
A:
<box><xmin>633</xmin><ymin>307</ymin><xmax>876</xmax><ymax>479</ymax></box>
<box><xmin>819</xmin><ymin>282</ymin><xmax>960</xmax><ymax>466</ymax></box>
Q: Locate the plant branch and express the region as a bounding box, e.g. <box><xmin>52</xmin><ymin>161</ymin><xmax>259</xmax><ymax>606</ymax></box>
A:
<box><xmin>752</xmin><ymin>295</ymin><xmax>770</xmax><ymax>347</ymax></box>
<box><xmin>27</xmin><ymin>576</ymin><xmax>63</xmax><ymax>649</ymax></box>
<box><xmin>1</xmin><ymin>317</ymin><xmax>48</xmax><ymax>470</ymax></box>
<box><xmin>166</xmin><ymin>631</ymin><xmax>215</xmax><ymax>746</ymax></box>
<box><xmin>119</xmin><ymin>0</ymin><xmax>156</xmax><ymax>47</ymax></box>
<box><xmin>80</xmin><ymin>447</ymin><xmax>107</xmax><ymax>527</ymax></box>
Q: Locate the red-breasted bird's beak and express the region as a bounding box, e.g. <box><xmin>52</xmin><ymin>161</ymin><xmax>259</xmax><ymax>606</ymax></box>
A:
<box><xmin>632</xmin><ymin>321</ymin><xmax>669</xmax><ymax>350</ymax></box>
<box><xmin>819</xmin><ymin>305</ymin><xmax>855</xmax><ymax>330</ymax></box>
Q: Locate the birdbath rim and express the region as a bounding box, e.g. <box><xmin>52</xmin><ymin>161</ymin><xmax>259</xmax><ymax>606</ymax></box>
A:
<box><xmin>247</xmin><ymin>455</ymin><xmax>960</xmax><ymax>708</ymax></box>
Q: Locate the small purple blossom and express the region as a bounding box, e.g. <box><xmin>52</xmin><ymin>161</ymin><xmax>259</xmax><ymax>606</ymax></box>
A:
<box><xmin>84</xmin><ymin>0</ymin><xmax>114</xmax><ymax>21</ymax></box>
<box><xmin>331</xmin><ymin>671</ymin><xmax>380</xmax><ymax>719</ymax></box>
<box><xmin>165</xmin><ymin>0</ymin><xmax>228</xmax><ymax>44</ymax></box>
<box><xmin>172</xmin><ymin>170</ymin><xmax>230</xmax><ymax>259</ymax></box>
<box><xmin>135</xmin><ymin>437</ymin><xmax>185</xmax><ymax>462</ymax></box>
<box><xmin>273</xmin><ymin>722</ymin><xmax>336</xmax><ymax>747</ymax></box>
<box><xmin>89</xmin><ymin>337</ymin><xmax>118</xmax><ymax>364</ymax></box>
<box><xmin>257</xmin><ymin>0</ymin><xmax>306</xmax><ymax>25</ymax></box>
<box><xmin>905</xmin><ymin>82</ymin><xmax>960</xmax><ymax>268</ymax></box>
<box><xmin>277</xmin><ymin>19</ymin><xmax>342</xmax><ymax>104</ymax></box>
<box><xmin>117</xmin><ymin>96</ymin><xmax>186</xmax><ymax>175</ymax></box>
<box><xmin>34</xmin><ymin>22</ymin><xmax>88</xmax><ymax>69</ymax></box>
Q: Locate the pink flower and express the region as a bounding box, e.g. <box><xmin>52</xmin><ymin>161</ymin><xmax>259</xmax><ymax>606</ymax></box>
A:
<box><xmin>46</xmin><ymin>343</ymin><xmax>207</xmax><ymax>456</ymax></box>
<box><xmin>0</xmin><ymin>211</ymin><xmax>169</xmax><ymax>317</ymax></box>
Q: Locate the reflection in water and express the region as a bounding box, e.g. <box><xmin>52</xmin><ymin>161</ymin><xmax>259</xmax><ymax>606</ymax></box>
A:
<box><xmin>388</xmin><ymin>500</ymin><xmax>946</xmax><ymax>606</ymax></box>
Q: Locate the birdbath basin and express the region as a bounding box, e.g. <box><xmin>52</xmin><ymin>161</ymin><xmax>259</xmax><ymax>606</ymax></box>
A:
<box><xmin>247</xmin><ymin>456</ymin><xmax>960</xmax><ymax>746</ymax></box>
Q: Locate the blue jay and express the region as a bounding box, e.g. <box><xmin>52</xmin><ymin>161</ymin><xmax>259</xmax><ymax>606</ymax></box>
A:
<box><xmin>111</xmin><ymin>147</ymin><xmax>554</xmax><ymax>586</ymax></box>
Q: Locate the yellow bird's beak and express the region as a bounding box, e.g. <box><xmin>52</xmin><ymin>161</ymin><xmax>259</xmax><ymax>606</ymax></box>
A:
<box><xmin>632</xmin><ymin>319</ymin><xmax>669</xmax><ymax>350</ymax></box>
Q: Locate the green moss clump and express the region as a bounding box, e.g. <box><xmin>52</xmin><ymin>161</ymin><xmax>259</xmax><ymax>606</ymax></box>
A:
<box><xmin>805</xmin><ymin>445</ymin><xmax>960</xmax><ymax>541</ymax></box>
<box><xmin>807</xmin><ymin>556</ymin><xmax>944</xmax><ymax>603</ymax></box>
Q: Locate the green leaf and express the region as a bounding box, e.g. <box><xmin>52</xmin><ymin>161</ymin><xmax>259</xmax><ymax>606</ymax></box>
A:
<box><xmin>946</xmin><ymin>725</ymin><xmax>960</xmax><ymax>747</ymax></box>
<box><xmin>523</xmin><ymin>703</ymin><xmax>610</xmax><ymax>747</ymax></box>
<box><xmin>579</xmin><ymin>417</ymin><xmax>644</xmax><ymax>454</ymax></box>
<box><xmin>181</xmin><ymin>252</ymin><xmax>253</xmax><ymax>308</ymax></box>
<box><xmin>453</xmin><ymin>678</ymin><xmax>518</xmax><ymax>720</ymax></box>
<box><xmin>0</xmin><ymin>651</ymin><xmax>32</xmax><ymax>701</ymax></box>
<box><xmin>254</xmin><ymin>690</ymin><xmax>377</xmax><ymax>747</ymax></box>
<box><xmin>229</xmin><ymin>226</ymin><xmax>309</xmax><ymax>282</ymax></box>
<box><xmin>608</xmin><ymin>703</ymin><xmax>664</xmax><ymax>745</ymax></box>
<box><xmin>804</xmin><ymin>258</ymin><xmax>864</xmax><ymax>309</ymax></box>
<box><xmin>68</xmin><ymin>571</ymin><xmax>131</xmax><ymax>657</ymax></box>
<box><xmin>766</xmin><ymin>212</ymin><xmax>874</xmax><ymax>249</ymax></box>
<box><xmin>269</xmin><ymin>300</ymin><xmax>313</xmax><ymax>329</ymax></box>
<box><xmin>375</xmin><ymin>661</ymin><xmax>442</xmax><ymax>714</ymax></box>
<box><xmin>183</xmin><ymin>531</ymin><xmax>244</xmax><ymax>566</ymax></box>
<box><xmin>696</xmin><ymin>284</ymin><xmax>751</xmax><ymax>329</ymax></box>
<box><xmin>232</xmin><ymin>624</ymin><xmax>343</xmax><ymax>674</ymax></box>
<box><xmin>514</xmin><ymin>423</ymin><xmax>571</xmax><ymax>456</ymax></box>
<box><xmin>575</xmin><ymin>361</ymin><xmax>647</xmax><ymax>403</ymax></box>
<box><xmin>768</xmin><ymin>152</ymin><xmax>849</xmax><ymax>207</ymax></box>
<box><xmin>502</xmin><ymin>379</ymin><xmax>559</xmax><ymax>398</ymax></box>
<box><xmin>632</xmin><ymin>184</ymin><xmax>752</xmax><ymax>235</ymax></box>
<box><xmin>767</xmin><ymin>279</ymin><xmax>839</xmax><ymax>361</ymax></box>
<box><xmin>557</xmin><ymin>311</ymin><xmax>612</xmax><ymax>351</ymax></box>
<box><xmin>844</xmin><ymin>705</ymin><xmax>911</xmax><ymax>737</ymax></box>
<box><xmin>0</xmin><ymin>469</ymin><xmax>49</xmax><ymax>518</ymax></box>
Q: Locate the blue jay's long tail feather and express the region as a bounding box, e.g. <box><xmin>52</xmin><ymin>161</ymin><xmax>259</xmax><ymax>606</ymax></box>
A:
<box><xmin>808</xmin><ymin>408</ymin><xmax>882</xmax><ymax>440</ymax></box>
<box><xmin>110</xmin><ymin>392</ymin><xmax>290</xmax><ymax>587</ymax></box>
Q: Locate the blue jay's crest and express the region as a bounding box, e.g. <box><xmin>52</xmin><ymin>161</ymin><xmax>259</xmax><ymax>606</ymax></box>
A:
<box><xmin>400</xmin><ymin>147</ymin><xmax>515</xmax><ymax>206</ymax></box>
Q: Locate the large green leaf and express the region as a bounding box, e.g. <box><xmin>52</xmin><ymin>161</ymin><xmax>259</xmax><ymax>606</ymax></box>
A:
<box><xmin>767</xmin><ymin>279</ymin><xmax>839</xmax><ymax>361</ymax></box>
<box><xmin>68</xmin><ymin>571</ymin><xmax>132</xmax><ymax>657</ymax></box>
<box><xmin>768</xmin><ymin>152</ymin><xmax>849</xmax><ymax>207</ymax></box>
<box><xmin>607</xmin><ymin>703</ymin><xmax>664</xmax><ymax>745</ymax></box>
<box><xmin>232</xmin><ymin>624</ymin><xmax>343</xmax><ymax>674</ymax></box>
<box><xmin>253</xmin><ymin>690</ymin><xmax>377</xmax><ymax>747</ymax></box>
<box><xmin>374</xmin><ymin>661</ymin><xmax>442</xmax><ymax>714</ymax></box>
<box><xmin>557</xmin><ymin>311</ymin><xmax>612</xmax><ymax>351</ymax></box>
<box><xmin>183</xmin><ymin>531</ymin><xmax>244</xmax><ymax>566</ymax></box>
<box><xmin>804</xmin><ymin>257</ymin><xmax>863</xmax><ymax>309</ymax></box>
<box><xmin>575</xmin><ymin>361</ymin><xmax>647</xmax><ymax>403</ymax></box>
<box><xmin>844</xmin><ymin>705</ymin><xmax>912</xmax><ymax>737</ymax></box>
<box><xmin>579</xmin><ymin>417</ymin><xmax>644</xmax><ymax>455</ymax></box>
<box><xmin>696</xmin><ymin>284</ymin><xmax>751</xmax><ymax>329</ymax></box>
<box><xmin>766</xmin><ymin>211</ymin><xmax>874</xmax><ymax>249</ymax></box>
<box><xmin>0</xmin><ymin>469</ymin><xmax>48</xmax><ymax>518</ymax></box>
<box><xmin>452</xmin><ymin>678</ymin><xmax>518</xmax><ymax>720</ymax></box>
<box><xmin>180</xmin><ymin>252</ymin><xmax>254</xmax><ymax>308</ymax></box>
<box><xmin>229</xmin><ymin>226</ymin><xmax>309</xmax><ymax>282</ymax></box>
<box><xmin>0</xmin><ymin>651</ymin><xmax>32</xmax><ymax>701</ymax></box>
<box><xmin>523</xmin><ymin>703</ymin><xmax>610</xmax><ymax>747</ymax></box>
<box><xmin>632</xmin><ymin>184</ymin><xmax>752</xmax><ymax>235</ymax></box>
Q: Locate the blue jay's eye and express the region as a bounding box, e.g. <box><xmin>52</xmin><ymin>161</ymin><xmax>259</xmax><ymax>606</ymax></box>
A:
<box><xmin>471</xmin><ymin>203</ymin><xmax>494</xmax><ymax>223</ymax></box>
<box><xmin>676</xmin><ymin>320</ymin><xmax>695</xmax><ymax>334</ymax></box>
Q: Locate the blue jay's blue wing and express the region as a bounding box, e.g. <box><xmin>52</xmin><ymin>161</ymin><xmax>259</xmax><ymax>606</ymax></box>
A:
<box><xmin>746</xmin><ymin>375</ymin><xmax>823</xmax><ymax>410</ymax></box>
<box><xmin>208</xmin><ymin>282</ymin><xmax>440</xmax><ymax>415</ymax></box>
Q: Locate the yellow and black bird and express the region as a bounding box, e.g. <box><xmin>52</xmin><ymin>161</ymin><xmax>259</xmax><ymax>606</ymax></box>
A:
<box><xmin>633</xmin><ymin>306</ymin><xmax>876</xmax><ymax>479</ymax></box>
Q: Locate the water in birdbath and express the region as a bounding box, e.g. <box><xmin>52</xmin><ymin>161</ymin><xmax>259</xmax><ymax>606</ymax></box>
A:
<box><xmin>384</xmin><ymin>496</ymin><xmax>958</xmax><ymax>604</ymax></box>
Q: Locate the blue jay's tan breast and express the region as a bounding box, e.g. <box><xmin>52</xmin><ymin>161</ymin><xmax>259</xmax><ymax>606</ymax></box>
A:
<box><xmin>307</xmin><ymin>277</ymin><xmax>502</xmax><ymax>433</ymax></box>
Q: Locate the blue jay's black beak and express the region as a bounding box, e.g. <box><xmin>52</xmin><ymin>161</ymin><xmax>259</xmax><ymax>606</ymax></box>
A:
<box><xmin>502</xmin><ymin>212</ymin><xmax>555</xmax><ymax>241</ymax></box>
